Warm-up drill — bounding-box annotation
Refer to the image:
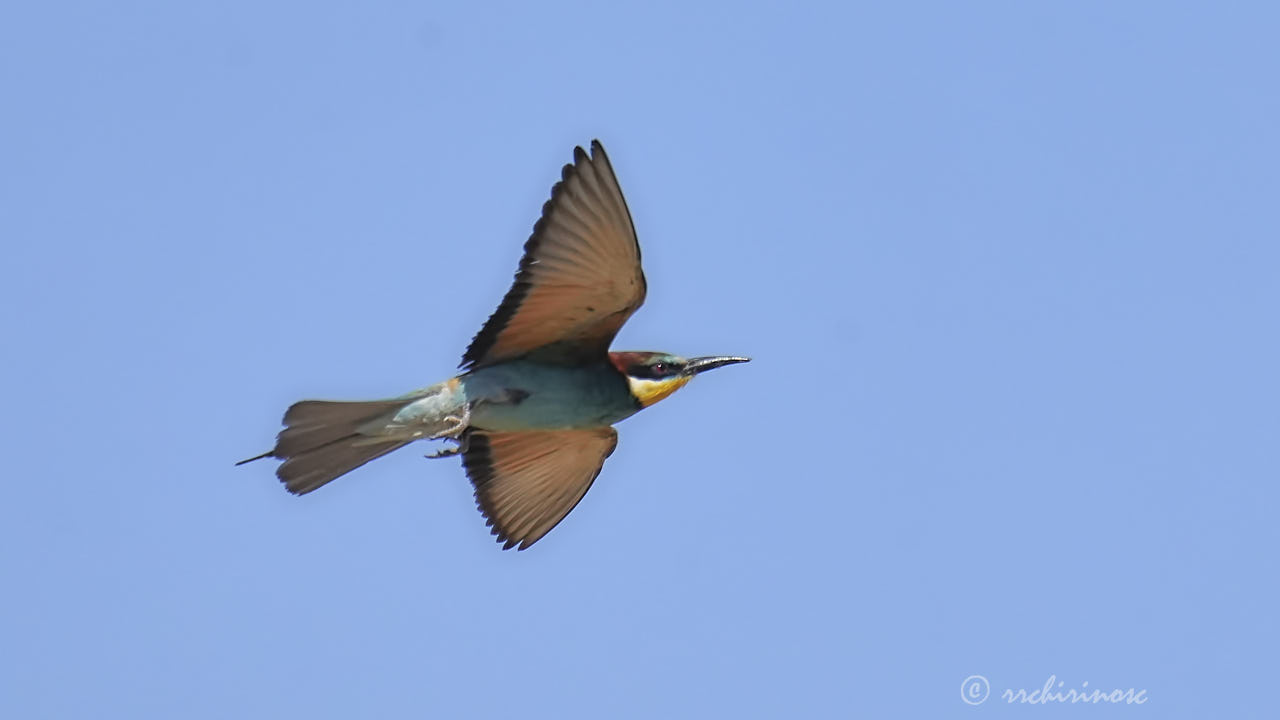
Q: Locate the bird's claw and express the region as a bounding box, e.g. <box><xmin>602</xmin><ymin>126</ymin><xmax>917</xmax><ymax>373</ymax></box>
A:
<box><xmin>426</xmin><ymin>445</ymin><xmax>461</xmax><ymax>459</ymax></box>
<box><xmin>425</xmin><ymin>423</ymin><xmax>470</xmax><ymax>459</ymax></box>
<box><xmin>427</xmin><ymin>405</ymin><xmax>470</xmax><ymax>440</ymax></box>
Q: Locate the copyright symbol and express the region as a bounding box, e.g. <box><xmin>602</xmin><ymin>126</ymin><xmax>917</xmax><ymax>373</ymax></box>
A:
<box><xmin>961</xmin><ymin>675</ymin><xmax>989</xmax><ymax>705</ymax></box>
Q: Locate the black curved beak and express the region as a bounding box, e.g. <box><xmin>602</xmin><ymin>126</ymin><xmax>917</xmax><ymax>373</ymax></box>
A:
<box><xmin>683</xmin><ymin>356</ymin><xmax>751</xmax><ymax>376</ymax></box>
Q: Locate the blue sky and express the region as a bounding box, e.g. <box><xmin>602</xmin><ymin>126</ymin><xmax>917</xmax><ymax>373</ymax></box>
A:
<box><xmin>3</xmin><ymin>1</ymin><xmax>1277</xmax><ymax>717</ymax></box>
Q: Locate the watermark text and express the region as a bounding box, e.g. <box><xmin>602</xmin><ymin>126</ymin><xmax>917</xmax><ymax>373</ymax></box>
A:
<box><xmin>961</xmin><ymin>675</ymin><xmax>1148</xmax><ymax>706</ymax></box>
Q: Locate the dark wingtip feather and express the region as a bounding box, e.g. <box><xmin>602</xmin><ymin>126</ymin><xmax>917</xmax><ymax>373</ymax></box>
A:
<box><xmin>589</xmin><ymin>139</ymin><xmax>608</xmax><ymax>162</ymax></box>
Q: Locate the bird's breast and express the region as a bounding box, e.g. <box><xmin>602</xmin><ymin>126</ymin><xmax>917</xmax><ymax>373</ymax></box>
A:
<box><xmin>461</xmin><ymin>361</ymin><xmax>638</xmax><ymax>431</ymax></box>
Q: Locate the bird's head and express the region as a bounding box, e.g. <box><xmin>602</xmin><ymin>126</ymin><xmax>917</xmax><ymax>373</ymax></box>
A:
<box><xmin>609</xmin><ymin>351</ymin><xmax>751</xmax><ymax>408</ymax></box>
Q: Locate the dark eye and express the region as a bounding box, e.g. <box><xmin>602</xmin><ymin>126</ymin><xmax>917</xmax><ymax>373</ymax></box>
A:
<box><xmin>652</xmin><ymin>363</ymin><xmax>667</xmax><ymax>375</ymax></box>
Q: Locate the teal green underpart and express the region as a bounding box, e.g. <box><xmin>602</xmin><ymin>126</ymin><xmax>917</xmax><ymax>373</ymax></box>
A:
<box><xmin>463</xmin><ymin>360</ymin><xmax>638</xmax><ymax>431</ymax></box>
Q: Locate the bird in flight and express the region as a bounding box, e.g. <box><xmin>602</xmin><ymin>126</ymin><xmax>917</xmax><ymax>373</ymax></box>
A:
<box><xmin>239</xmin><ymin>141</ymin><xmax>749</xmax><ymax>549</ymax></box>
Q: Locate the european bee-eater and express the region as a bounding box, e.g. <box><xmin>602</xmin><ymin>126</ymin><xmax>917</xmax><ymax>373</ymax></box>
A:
<box><xmin>240</xmin><ymin>141</ymin><xmax>749</xmax><ymax>549</ymax></box>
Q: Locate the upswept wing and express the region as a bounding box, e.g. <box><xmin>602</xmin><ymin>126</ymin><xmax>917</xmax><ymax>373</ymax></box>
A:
<box><xmin>461</xmin><ymin>141</ymin><xmax>645</xmax><ymax>370</ymax></box>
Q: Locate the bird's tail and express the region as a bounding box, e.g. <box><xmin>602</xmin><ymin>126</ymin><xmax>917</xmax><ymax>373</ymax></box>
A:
<box><xmin>237</xmin><ymin>399</ymin><xmax>412</xmax><ymax>495</ymax></box>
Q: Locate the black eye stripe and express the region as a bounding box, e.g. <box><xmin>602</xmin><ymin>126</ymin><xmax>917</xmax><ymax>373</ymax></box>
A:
<box><xmin>628</xmin><ymin>362</ymin><xmax>680</xmax><ymax>380</ymax></box>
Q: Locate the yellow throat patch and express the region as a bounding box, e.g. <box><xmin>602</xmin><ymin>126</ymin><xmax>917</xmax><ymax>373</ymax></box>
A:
<box><xmin>627</xmin><ymin>375</ymin><xmax>692</xmax><ymax>408</ymax></box>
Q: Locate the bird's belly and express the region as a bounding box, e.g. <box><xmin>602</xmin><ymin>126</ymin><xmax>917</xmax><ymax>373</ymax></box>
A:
<box><xmin>462</xmin><ymin>362</ymin><xmax>638</xmax><ymax>431</ymax></box>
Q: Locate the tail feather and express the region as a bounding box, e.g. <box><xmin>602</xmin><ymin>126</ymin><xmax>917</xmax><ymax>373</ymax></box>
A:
<box><xmin>240</xmin><ymin>399</ymin><xmax>413</xmax><ymax>495</ymax></box>
<box><xmin>276</xmin><ymin>433</ymin><xmax>409</xmax><ymax>495</ymax></box>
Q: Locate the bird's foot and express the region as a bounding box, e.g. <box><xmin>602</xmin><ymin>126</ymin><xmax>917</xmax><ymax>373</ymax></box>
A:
<box><xmin>425</xmin><ymin>443</ymin><xmax>461</xmax><ymax>459</ymax></box>
<box><xmin>427</xmin><ymin>405</ymin><xmax>470</xmax><ymax>440</ymax></box>
<box><xmin>423</xmin><ymin>404</ymin><xmax>470</xmax><ymax>458</ymax></box>
<box><xmin>425</xmin><ymin>423</ymin><xmax>470</xmax><ymax>459</ymax></box>
<box><xmin>425</xmin><ymin>435</ymin><xmax>469</xmax><ymax>459</ymax></box>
